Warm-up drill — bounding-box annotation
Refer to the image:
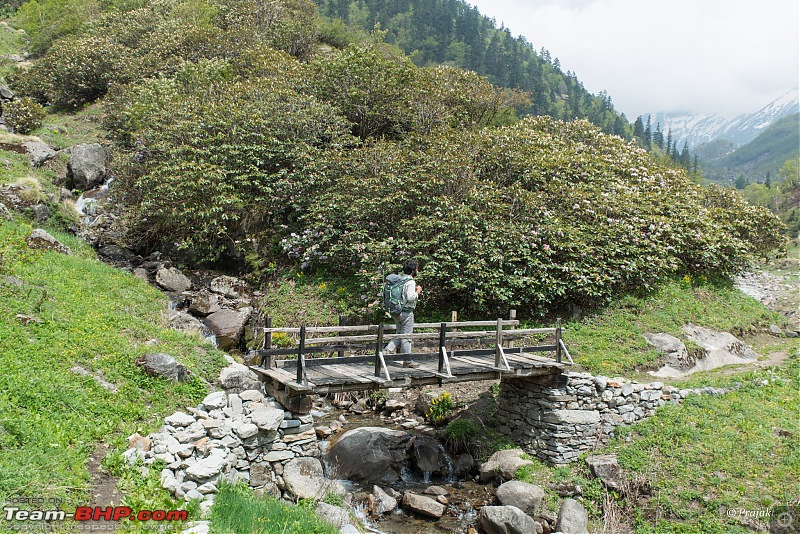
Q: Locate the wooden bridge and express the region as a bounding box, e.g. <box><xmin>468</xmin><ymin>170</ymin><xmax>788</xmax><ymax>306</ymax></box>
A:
<box><xmin>249</xmin><ymin>314</ymin><xmax>572</xmax><ymax>413</ymax></box>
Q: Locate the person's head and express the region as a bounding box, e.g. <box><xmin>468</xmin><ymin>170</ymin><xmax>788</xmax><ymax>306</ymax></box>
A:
<box><xmin>402</xmin><ymin>260</ymin><xmax>418</xmax><ymax>276</ymax></box>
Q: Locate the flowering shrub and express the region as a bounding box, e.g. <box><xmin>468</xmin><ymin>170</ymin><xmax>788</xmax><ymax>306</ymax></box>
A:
<box><xmin>2</xmin><ymin>97</ymin><xmax>46</xmax><ymax>134</ymax></box>
<box><xmin>428</xmin><ymin>392</ymin><xmax>453</xmax><ymax>425</ymax></box>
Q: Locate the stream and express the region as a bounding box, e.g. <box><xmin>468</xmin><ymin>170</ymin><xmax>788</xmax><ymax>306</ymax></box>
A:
<box><xmin>313</xmin><ymin>402</ymin><xmax>493</xmax><ymax>534</ymax></box>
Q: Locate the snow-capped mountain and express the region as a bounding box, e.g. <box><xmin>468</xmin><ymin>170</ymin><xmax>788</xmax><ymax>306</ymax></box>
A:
<box><xmin>647</xmin><ymin>89</ymin><xmax>799</xmax><ymax>149</ymax></box>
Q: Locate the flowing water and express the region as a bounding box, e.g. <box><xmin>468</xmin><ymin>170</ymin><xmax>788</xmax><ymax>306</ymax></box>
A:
<box><xmin>315</xmin><ymin>404</ymin><xmax>493</xmax><ymax>533</ymax></box>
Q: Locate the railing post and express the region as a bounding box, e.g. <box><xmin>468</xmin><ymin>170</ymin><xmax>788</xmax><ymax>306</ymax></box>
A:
<box><xmin>375</xmin><ymin>323</ymin><xmax>384</xmax><ymax>377</ymax></box>
<box><xmin>297</xmin><ymin>325</ymin><xmax>306</xmax><ymax>384</ymax></box>
<box><xmin>263</xmin><ymin>316</ymin><xmax>273</xmax><ymax>367</ymax></box>
<box><xmin>438</xmin><ymin>322</ymin><xmax>447</xmax><ymax>374</ymax></box>
<box><xmin>556</xmin><ymin>318</ymin><xmax>562</xmax><ymax>363</ymax></box>
<box><xmin>338</xmin><ymin>315</ymin><xmax>345</xmax><ymax>359</ymax></box>
<box><xmin>495</xmin><ymin>317</ymin><xmax>503</xmax><ymax>368</ymax></box>
<box><xmin>507</xmin><ymin>309</ymin><xmax>516</xmax><ymax>348</ymax></box>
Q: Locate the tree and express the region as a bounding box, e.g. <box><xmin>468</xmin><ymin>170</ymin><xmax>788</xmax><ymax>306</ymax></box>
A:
<box><xmin>644</xmin><ymin>116</ymin><xmax>652</xmax><ymax>150</ymax></box>
<box><xmin>632</xmin><ymin>115</ymin><xmax>644</xmax><ymax>142</ymax></box>
<box><xmin>765</xmin><ymin>171</ymin><xmax>771</xmax><ymax>189</ymax></box>
<box><xmin>653</xmin><ymin>122</ymin><xmax>664</xmax><ymax>149</ymax></box>
<box><xmin>666</xmin><ymin>128</ymin><xmax>673</xmax><ymax>156</ymax></box>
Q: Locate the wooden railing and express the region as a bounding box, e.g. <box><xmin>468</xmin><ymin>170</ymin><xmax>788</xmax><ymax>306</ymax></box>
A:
<box><xmin>252</xmin><ymin>311</ymin><xmax>572</xmax><ymax>386</ymax></box>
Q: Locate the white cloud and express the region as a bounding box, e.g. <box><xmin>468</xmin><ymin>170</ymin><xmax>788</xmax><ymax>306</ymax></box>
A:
<box><xmin>468</xmin><ymin>0</ymin><xmax>799</xmax><ymax>118</ymax></box>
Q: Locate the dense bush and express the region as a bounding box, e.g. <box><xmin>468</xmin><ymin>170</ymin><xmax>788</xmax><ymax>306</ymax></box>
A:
<box><xmin>285</xmin><ymin>118</ymin><xmax>785</xmax><ymax>314</ymax></box>
<box><xmin>2</xmin><ymin>97</ymin><xmax>46</xmax><ymax>134</ymax></box>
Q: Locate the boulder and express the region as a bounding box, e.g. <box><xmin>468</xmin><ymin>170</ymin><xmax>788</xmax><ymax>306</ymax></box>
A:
<box><xmin>209</xmin><ymin>275</ymin><xmax>242</xmax><ymax>298</ymax></box>
<box><xmin>32</xmin><ymin>204</ymin><xmax>49</xmax><ymax>223</ymax></box>
<box><xmin>372</xmin><ymin>486</ymin><xmax>398</xmax><ymax>515</ymax></box>
<box><xmin>249</xmin><ymin>404</ymin><xmax>285</xmax><ymax>431</ymax></box>
<box><xmin>554</xmin><ymin>498</ymin><xmax>589</xmax><ymax>534</ymax></box>
<box><xmin>315</xmin><ymin>502</ymin><xmax>350</xmax><ymax>529</ymax></box>
<box><xmin>169</xmin><ymin>311</ymin><xmax>207</xmax><ymax>336</ymax></box>
<box><xmin>202</xmin><ymin>391</ymin><xmax>228</xmax><ymax>410</ymax></box>
<box><xmin>218</xmin><ymin>363</ymin><xmax>261</xmax><ymax>393</ymax></box>
<box><xmin>134</xmin><ymin>353</ymin><xmax>191</xmax><ymax>382</ymax></box>
<box><xmin>185</xmin><ymin>450</ymin><xmax>227</xmax><ymax>482</ymax></box>
<box><xmin>67</xmin><ymin>143</ymin><xmax>107</xmax><ymax>190</ymax></box>
<box><xmin>585</xmin><ymin>454</ymin><xmax>624</xmax><ymax>490</ymax></box>
<box><xmin>326</xmin><ymin>427</ymin><xmax>413</xmax><ymax>484</ymax></box>
<box><xmin>156</xmin><ymin>266</ymin><xmax>192</xmax><ymax>293</ymax></box>
<box><xmin>479</xmin><ymin>449</ymin><xmax>534</xmax><ymax>483</ymax></box>
<box><xmin>682</xmin><ymin>325</ymin><xmax>759</xmax><ymax>371</ymax></box>
<box><xmin>0</xmin><ymin>84</ymin><xmax>13</xmax><ymax>100</ymax></box>
<box><xmin>203</xmin><ymin>308</ymin><xmax>251</xmax><ymax>351</ymax></box>
<box><xmin>282</xmin><ymin>458</ymin><xmax>325</xmax><ymax>500</ymax></box>
<box><xmin>23</xmin><ymin>141</ymin><xmax>56</xmax><ymax>168</ymax></box>
<box><xmin>188</xmin><ymin>290</ymin><xmax>222</xmax><ymax>317</ymax></box>
<box><xmin>412</xmin><ymin>435</ymin><xmax>451</xmax><ymax>476</ymax></box>
<box><xmin>26</xmin><ymin>229</ymin><xmax>71</xmax><ymax>255</ymax></box>
<box><xmin>479</xmin><ymin>505</ymin><xmax>538</xmax><ymax>534</ymax></box>
<box><xmin>165</xmin><ymin>412</ymin><xmax>196</xmax><ymax>427</ymax></box>
<box><xmin>495</xmin><ymin>480</ymin><xmax>546</xmax><ymax>515</ymax></box>
<box><xmin>402</xmin><ymin>492</ymin><xmax>445</xmax><ymax>519</ymax></box>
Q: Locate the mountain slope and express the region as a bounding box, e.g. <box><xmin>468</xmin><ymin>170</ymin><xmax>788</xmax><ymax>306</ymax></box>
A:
<box><xmin>699</xmin><ymin>113</ymin><xmax>800</xmax><ymax>183</ymax></box>
<box><xmin>314</xmin><ymin>0</ymin><xmax>630</xmax><ymax>136</ymax></box>
<box><xmin>649</xmin><ymin>89</ymin><xmax>799</xmax><ymax>148</ymax></box>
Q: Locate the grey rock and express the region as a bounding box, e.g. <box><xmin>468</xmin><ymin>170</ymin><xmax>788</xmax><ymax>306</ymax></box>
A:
<box><xmin>554</xmin><ymin>498</ymin><xmax>589</xmax><ymax>534</ymax></box>
<box><xmin>495</xmin><ymin>480</ymin><xmax>546</xmax><ymax>515</ymax></box>
<box><xmin>542</xmin><ymin>410</ymin><xmax>601</xmax><ymax>425</ymax></box>
<box><xmin>769</xmin><ymin>324</ymin><xmax>783</xmax><ymax>336</ymax></box>
<box><xmin>479</xmin><ymin>505</ymin><xmax>537</xmax><ymax>534</ymax></box>
<box><xmin>185</xmin><ymin>450</ymin><xmax>227</xmax><ymax>481</ymax></box>
<box><xmin>0</xmin><ymin>84</ymin><xmax>14</xmax><ymax>99</ymax></box>
<box><xmin>325</xmin><ymin>427</ymin><xmax>413</xmax><ymax>484</ymax></box>
<box><xmin>402</xmin><ymin>492</ymin><xmax>445</xmax><ymax>519</ymax></box>
<box><xmin>209</xmin><ymin>275</ymin><xmax>242</xmax><ymax>298</ymax></box>
<box><xmin>67</xmin><ymin>143</ymin><xmax>107</xmax><ymax>190</ymax></box>
<box><xmin>585</xmin><ymin>454</ymin><xmax>624</xmax><ymax>490</ymax></box>
<box><xmin>168</xmin><ymin>311</ymin><xmax>206</xmax><ymax>335</ymax></box>
<box><xmin>135</xmin><ymin>353</ymin><xmax>191</xmax><ymax>382</ymax></box>
<box><xmin>315</xmin><ymin>502</ymin><xmax>350</xmax><ymax>529</ymax></box>
<box><xmin>218</xmin><ymin>363</ymin><xmax>261</xmax><ymax>393</ymax></box>
<box><xmin>202</xmin><ymin>391</ymin><xmax>228</xmax><ymax>411</ymax></box>
<box><xmin>165</xmin><ymin>412</ymin><xmax>196</xmax><ymax>427</ymax></box>
<box><xmin>234</xmin><ymin>423</ymin><xmax>259</xmax><ymax>439</ymax></box>
<box><xmin>26</xmin><ymin>229</ymin><xmax>72</xmax><ymax>255</ymax></box>
<box><xmin>239</xmin><ymin>389</ymin><xmax>264</xmax><ymax>402</ymax></box>
<box><xmin>412</xmin><ymin>435</ymin><xmax>450</xmax><ymax>475</ymax></box>
<box><xmin>282</xmin><ymin>458</ymin><xmax>325</xmax><ymax>500</ymax></box>
<box><xmin>203</xmin><ymin>309</ymin><xmax>251</xmax><ymax>351</ymax></box>
<box><xmin>480</xmin><ymin>449</ymin><xmax>535</xmax><ymax>483</ymax></box>
<box><xmin>23</xmin><ymin>141</ymin><xmax>56</xmax><ymax>168</ymax></box>
<box><xmin>339</xmin><ymin>526</ymin><xmax>360</xmax><ymax>534</ymax></box>
<box><xmin>156</xmin><ymin>266</ymin><xmax>192</xmax><ymax>293</ymax></box>
<box><xmin>644</xmin><ymin>332</ymin><xmax>693</xmax><ymax>374</ymax></box>
<box><xmin>249</xmin><ymin>405</ymin><xmax>284</xmax><ymax>431</ymax></box>
<box><xmin>0</xmin><ymin>202</ymin><xmax>12</xmax><ymax>222</ymax></box>
<box><xmin>372</xmin><ymin>485</ymin><xmax>398</xmax><ymax>515</ymax></box>
<box><xmin>188</xmin><ymin>290</ymin><xmax>222</xmax><ymax>317</ymax></box>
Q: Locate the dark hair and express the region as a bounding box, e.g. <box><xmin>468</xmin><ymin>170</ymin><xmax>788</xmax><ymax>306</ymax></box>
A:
<box><xmin>402</xmin><ymin>260</ymin><xmax>418</xmax><ymax>275</ymax></box>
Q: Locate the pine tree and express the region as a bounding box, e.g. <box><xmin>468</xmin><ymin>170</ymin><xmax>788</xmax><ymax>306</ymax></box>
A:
<box><xmin>692</xmin><ymin>154</ymin><xmax>699</xmax><ymax>175</ymax></box>
<box><xmin>680</xmin><ymin>141</ymin><xmax>690</xmax><ymax>167</ymax></box>
<box><xmin>765</xmin><ymin>172</ymin><xmax>771</xmax><ymax>188</ymax></box>
<box><xmin>644</xmin><ymin>116</ymin><xmax>652</xmax><ymax>150</ymax></box>
<box><xmin>666</xmin><ymin>128</ymin><xmax>672</xmax><ymax>156</ymax></box>
<box><xmin>633</xmin><ymin>116</ymin><xmax>644</xmax><ymax>144</ymax></box>
<box><xmin>653</xmin><ymin>123</ymin><xmax>664</xmax><ymax>149</ymax></box>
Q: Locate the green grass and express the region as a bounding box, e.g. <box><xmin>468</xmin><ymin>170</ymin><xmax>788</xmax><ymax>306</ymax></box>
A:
<box><xmin>0</xmin><ymin>219</ymin><xmax>227</xmax><ymax>508</ymax></box>
<box><xmin>210</xmin><ymin>483</ymin><xmax>338</xmax><ymax>534</ymax></box>
<box><xmin>563</xmin><ymin>277</ymin><xmax>785</xmax><ymax>376</ymax></box>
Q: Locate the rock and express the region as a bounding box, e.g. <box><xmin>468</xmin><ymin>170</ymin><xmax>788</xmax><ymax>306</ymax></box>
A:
<box><xmin>185</xmin><ymin>450</ymin><xmax>227</xmax><ymax>481</ymax></box>
<box><xmin>554</xmin><ymin>498</ymin><xmax>589</xmax><ymax>534</ymax></box>
<box><xmin>23</xmin><ymin>142</ymin><xmax>56</xmax><ymax>168</ymax></box>
<box><xmin>218</xmin><ymin>363</ymin><xmax>261</xmax><ymax>393</ymax></box>
<box><xmin>31</xmin><ymin>203</ymin><xmax>49</xmax><ymax>223</ymax></box>
<box><xmin>26</xmin><ymin>229</ymin><xmax>72</xmax><ymax>255</ymax></box>
<box><xmin>67</xmin><ymin>143</ymin><xmax>107</xmax><ymax>190</ymax></box>
<box><xmin>135</xmin><ymin>353</ymin><xmax>191</xmax><ymax>382</ymax></box>
<box><xmin>372</xmin><ymin>486</ymin><xmax>398</xmax><ymax>515</ymax></box>
<box><xmin>96</xmin><ymin>244</ymin><xmax>140</xmax><ymax>265</ymax></box>
<box><xmin>127</xmin><ymin>433</ymin><xmax>152</xmax><ymax>452</ymax></box>
<box><xmin>644</xmin><ymin>332</ymin><xmax>693</xmax><ymax>375</ymax></box>
<box><xmin>412</xmin><ymin>435</ymin><xmax>450</xmax><ymax>476</ymax></box>
<box><xmin>249</xmin><ymin>405</ymin><xmax>285</xmax><ymax>431</ymax></box>
<box><xmin>239</xmin><ymin>389</ymin><xmax>264</xmax><ymax>402</ymax></box>
<box><xmin>202</xmin><ymin>391</ymin><xmax>228</xmax><ymax>410</ymax></box>
<box><xmin>156</xmin><ymin>266</ymin><xmax>192</xmax><ymax>293</ymax></box>
<box><xmin>209</xmin><ymin>275</ymin><xmax>242</xmax><ymax>298</ymax></box>
<box><xmin>169</xmin><ymin>311</ymin><xmax>207</xmax><ymax>336</ymax></box>
<box><xmin>585</xmin><ymin>454</ymin><xmax>624</xmax><ymax>490</ymax></box>
<box><xmin>682</xmin><ymin>325</ymin><xmax>759</xmax><ymax>371</ymax></box>
<box><xmin>165</xmin><ymin>412</ymin><xmax>196</xmax><ymax>427</ymax></box>
<box><xmin>0</xmin><ymin>84</ymin><xmax>14</xmax><ymax>99</ymax></box>
<box><xmin>315</xmin><ymin>502</ymin><xmax>350</xmax><ymax>529</ymax></box>
<box><xmin>542</xmin><ymin>410</ymin><xmax>601</xmax><ymax>425</ymax></box>
<box><xmin>340</xmin><ymin>526</ymin><xmax>360</xmax><ymax>534</ymax></box>
<box><xmin>479</xmin><ymin>505</ymin><xmax>538</xmax><ymax>534</ymax></box>
<box><xmin>188</xmin><ymin>290</ymin><xmax>222</xmax><ymax>317</ymax></box>
<box><xmin>769</xmin><ymin>324</ymin><xmax>783</xmax><ymax>336</ymax></box>
<box><xmin>0</xmin><ymin>202</ymin><xmax>12</xmax><ymax>222</ymax></box>
<box><xmin>453</xmin><ymin>452</ymin><xmax>474</xmax><ymax>476</ymax></box>
<box><xmin>325</xmin><ymin>427</ymin><xmax>413</xmax><ymax>484</ymax></box>
<box><xmin>204</xmin><ymin>309</ymin><xmax>251</xmax><ymax>351</ymax></box>
<box><xmin>234</xmin><ymin>423</ymin><xmax>259</xmax><ymax>439</ymax></box>
<box><xmin>282</xmin><ymin>458</ymin><xmax>325</xmax><ymax>500</ymax></box>
<box><xmin>479</xmin><ymin>449</ymin><xmax>534</xmax><ymax>483</ymax></box>
<box><xmin>495</xmin><ymin>481</ymin><xmax>546</xmax><ymax>515</ymax></box>
<box><xmin>402</xmin><ymin>492</ymin><xmax>445</xmax><ymax>519</ymax></box>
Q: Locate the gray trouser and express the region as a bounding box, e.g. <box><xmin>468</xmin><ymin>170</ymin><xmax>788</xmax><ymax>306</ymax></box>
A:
<box><xmin>385</xmin><ymin>311</ymin><xmax>414</xmax><ymax>354</ymax></box>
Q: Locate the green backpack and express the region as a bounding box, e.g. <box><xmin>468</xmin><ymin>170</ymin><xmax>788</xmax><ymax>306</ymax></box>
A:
<box><xmin>382</xmin><ymin>274</ymin><xmax>410</xmax><ymax>315</ymax></box>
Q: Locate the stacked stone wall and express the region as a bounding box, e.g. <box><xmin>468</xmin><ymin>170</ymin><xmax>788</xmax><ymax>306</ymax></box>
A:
<box><xmin>496</xmin><ymin>371</ymin><xmax>726</xmax><ymax>464</ymax></box>
<box><xmin>124</xmin><ymin>389</ymin><xmax>319</xmax><ymax>511</ymax></box>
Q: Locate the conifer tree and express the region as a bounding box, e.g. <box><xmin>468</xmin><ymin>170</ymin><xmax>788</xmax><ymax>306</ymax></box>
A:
<box><xmin>644</xmin><ymin>116</ymin><xmax>652</xmax><ymax>150</ymax></box>
<box><xmin>653</xmin><ymin>123</ymin><xmax>664</xmax><ymax>149</ymax></box>
<box><xmin>666</xmin><ymin>128</ymin><xmax>673</xmax><ymax>156</ymax></box>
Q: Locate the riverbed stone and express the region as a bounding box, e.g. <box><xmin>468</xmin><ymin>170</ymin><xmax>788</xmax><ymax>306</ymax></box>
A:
<box><xmin>204</xmin><ymin>309</ymin><xmax>251</xmax><ymax>351</ymax></box>
<box><xmin>479</xmin><ymin>505</ymin><xmax>537</xmax><ymax>534</ymax></box>
<box><xmin>282</xmin><ymin>457</ymin><xmax>325</xmax><ymax>500</ymax></box>
<box><xmin>402</xmin><ymin>492</ymin><xmax>445</xmax><ymax>519</ymax></box>
<box><xmin>315</xmin><ymin>502</ymin><xmax>350</xmax><ymax>529</ymax></box>
<box><xmin>67</xmin><ymin>143</ymin><xmax>107</xmax><ymax>190</ymax></box>
<box><xmin>156</xmin><ymin>266</ymin><xmax>192</xmax><ymax>293</ymax></box>
<box><xmin>326</xmin><ymin>427</ymin><xmax>412</xmax><ymax>484</ymax></box>
<box><xmin>495</xmin><ymin>480</ymin><xmax>546</xmax><ymax>515</ymax></box>
<box><xmin>373</xmin><ymin>485</ymin><xmax>398</xmax><ymax>515</ymax></box>
<box><xmin>479</xmin><ymin>449</ymin><xmax>534</xmax><ymax>483</ymax></box>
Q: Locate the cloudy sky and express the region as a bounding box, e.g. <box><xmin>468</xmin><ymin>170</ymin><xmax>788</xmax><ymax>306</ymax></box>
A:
<box><xmin>467</xmin><ymin>0</ymin><xmax>799</xmax><ymax>119</ymax></box>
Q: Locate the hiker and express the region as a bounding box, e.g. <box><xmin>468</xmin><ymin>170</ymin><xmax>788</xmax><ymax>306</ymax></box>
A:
<box><xmin>382</xmin><ymin>260</ymin><xmax>422</xmax><ymax>354</ymax></box>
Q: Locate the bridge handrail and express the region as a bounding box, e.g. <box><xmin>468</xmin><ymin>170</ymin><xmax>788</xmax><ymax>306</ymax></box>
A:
<box><xmin>260</xmin><ymin>319</ymin><xmax>521</xmax><ymax>335</ymax></box>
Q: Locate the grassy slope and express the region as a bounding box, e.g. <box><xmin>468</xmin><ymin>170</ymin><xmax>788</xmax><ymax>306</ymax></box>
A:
<box><xmin>0</xmin><ymin>219</ymin><xmax>227</xmax><ymax>510</ymax></box>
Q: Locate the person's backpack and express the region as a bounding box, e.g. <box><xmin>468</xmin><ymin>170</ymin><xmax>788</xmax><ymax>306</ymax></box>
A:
<box><xmin>382</xmin><ymin>273</ymin><xmax>410</xmax><ymax>315</ymax></box>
